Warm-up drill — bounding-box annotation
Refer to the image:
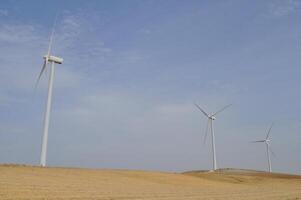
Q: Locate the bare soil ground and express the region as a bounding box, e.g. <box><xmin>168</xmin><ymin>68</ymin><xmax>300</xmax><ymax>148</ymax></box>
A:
<box><xmin>0</xmin><ymin>164</ymin><xmax>300</xmax><ymax>200</ymax></box>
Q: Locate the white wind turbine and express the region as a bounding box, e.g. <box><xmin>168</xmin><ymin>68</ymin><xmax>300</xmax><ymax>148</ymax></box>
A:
<box><xmin>36</xmin><ymin>18</ymin><xmax>63</xmax><ymax>167</ymax></box>
<box><xmin>251</xmin><ymin>123</ymin><xmax>275</xmax><ymax>173</ymax></box>
<box><xmin>194</xmin><ymin>103</ymin><xmax>232</xmax><ymax>171</ymax></box>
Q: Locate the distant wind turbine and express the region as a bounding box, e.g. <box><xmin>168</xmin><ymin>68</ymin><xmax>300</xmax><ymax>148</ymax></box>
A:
<box><xmin>36</xmin><ymin>17</ymin><xmax>63</xmax><ymax>167</ymax></box>
<box><xmin>251</xmin><ymin>123</ymin><xmax>275</xmax><ymax>173</ymax></box>
<box><xmin>194</xmin><ymin>103</ymin><xmax>232</xmax><ymax>171</ymax></box>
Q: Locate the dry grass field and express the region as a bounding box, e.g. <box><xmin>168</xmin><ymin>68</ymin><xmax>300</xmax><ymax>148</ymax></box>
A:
<box><xmin>0</xmin><ymin>165</ymin><xmax>300</xmax><ymax>200</ymax></box>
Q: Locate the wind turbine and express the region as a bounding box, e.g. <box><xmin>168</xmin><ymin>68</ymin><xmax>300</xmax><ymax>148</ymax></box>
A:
<box><xmin>36</xmin><ymin>18</ymin><xmax>63</xmax><ymax>167</ymax></box>
<box><xmin>251</xmin><ymin>123</ymin><xmax>275</xmax><ymax>173</ymax></box>
<box><xmin>194</xmin><ymin>103</ymin><xmax>231</xmax><ymax>171</ymax></box>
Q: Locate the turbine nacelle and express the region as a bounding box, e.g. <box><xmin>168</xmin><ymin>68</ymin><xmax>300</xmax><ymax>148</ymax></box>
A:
<box><xmin>209</xmin><ymin>116</ymin><xmax>216</xmax><ymax>120</ymax></box>
<box><xmin>44</xmin><ymin>55</ymin><xmax>63</xmax><ymax>64</ymax></box>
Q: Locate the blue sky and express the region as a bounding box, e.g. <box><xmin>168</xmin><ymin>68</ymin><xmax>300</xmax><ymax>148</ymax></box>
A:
<box><xmin>0</xmin><ymin>0</ymin><xmax>301</xmax><ymax>174</ymax></box>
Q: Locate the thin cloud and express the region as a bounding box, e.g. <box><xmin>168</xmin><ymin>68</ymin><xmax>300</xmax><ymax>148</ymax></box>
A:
<box><xmin>268</xmin><ymin>0</ymin><xmax>300</xmax><ymax>17</ymax></box>
<box><xmin>0</xmin><ymin>24</ymin><xmax>37</xmax><ymax>43</ymax></box>
<box><xmin>0</xmin><ymin>9</ymin><xmax>8</xmax><ymax>16</ymax></box>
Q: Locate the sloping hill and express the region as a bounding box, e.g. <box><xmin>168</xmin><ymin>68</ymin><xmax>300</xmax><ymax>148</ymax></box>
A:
<box><xmin>0</xmin><ymin>165</ymin><xmax>301</xmax><ymax>200</ymax></box>
<box><xmin>184</xmin><ymin>168</ymin><xmax>301</xmax><ymax>184</ymax></box>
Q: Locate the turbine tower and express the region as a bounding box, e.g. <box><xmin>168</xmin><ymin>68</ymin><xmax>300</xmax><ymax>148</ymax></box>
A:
<box><xmin>36</xmin><ymin>18</ymin><xmax>63</xmax><ymax>167</ymax></box>
<box><xmin>252</xmin><ymin>123</ymin><xmax>275</xmax><ymax>173</ymax></box>
<box><xmin>194</xmin><ymin>103</ymin><xmax>231</xmax><ymax>171</ymax></box>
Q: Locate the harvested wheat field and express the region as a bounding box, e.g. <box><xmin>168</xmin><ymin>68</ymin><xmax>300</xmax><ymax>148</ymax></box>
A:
<box><xmin>0</xmin><ymin>165</ymin><xmax>301</xmax><ymax>200</ymax></box>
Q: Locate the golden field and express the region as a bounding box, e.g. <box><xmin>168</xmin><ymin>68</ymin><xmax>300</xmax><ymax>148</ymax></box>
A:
<box><xmin>0</xmin><ymin>165</ymin><xmax>300</xmax><ymax>200</ymax></box>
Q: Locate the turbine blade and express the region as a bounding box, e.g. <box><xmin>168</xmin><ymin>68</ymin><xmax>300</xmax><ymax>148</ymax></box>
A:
<box><xmin>270</xmin><ymin>148</ymin><xmax>276</xmax><ymax>157</ymax></box>
<box><xmin>35</xmin><ymin>60</ymin><xmax>48</xmax><ymax>88</ymax></box>
<box><xmin>212</xmin><ymin>104</ymin><xmax>232</xmax><ymax>117</ymax></box>
<box><xmin>251</xmin><ymin>140</ymin><xmax>265</xmax><ymax>143</ymax></box>
<box><xmin>268</xmin><ymin>144</ymin><xmax>276</xmax><ymax>157</ymax></box>
<box><xmin>266</xmin><ymin>122</ymin><xmax>274</xmax><ymax>139</ymax></box>
<box><xmin>47</xmin><ymin>14</ymin><xmax>58</xmax><ymax>56</ymax></box>
<box><xmin>44</xmin><ymin>63</ymin><xmax>49</xmax><ymax>76</ymax></box>
<box><xmin>194</xmin><ymin>103</ymin><xmax>209</xmax><ymax>117</ymax></box>
<box><xmin>203</xmin><ymin>119</ymin><xmax>210</xmax><ymax>145</ymax></box>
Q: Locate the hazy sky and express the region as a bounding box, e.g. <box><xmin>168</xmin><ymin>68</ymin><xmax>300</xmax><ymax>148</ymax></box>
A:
<box><xmin>0</xmin><ymin>0</ymin><xmax>300</xmax><ymax>174</ymax></box>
